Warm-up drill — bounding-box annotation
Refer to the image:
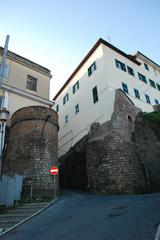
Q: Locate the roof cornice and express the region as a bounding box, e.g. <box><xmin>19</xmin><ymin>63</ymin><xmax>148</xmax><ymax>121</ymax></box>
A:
<box><xmin>135</xmin><ymin>51</ymin><xmax>160</xmax><ymax>69</ymax></box>
<box><xmin>53</xmin><ymin>38</ymin><xmax>141</xmax><ymax>100</ymax></box>
<box><xmin>0</xmin><ymin>47</ymin><xmax>52</xmax><ymax>78</ymax></box>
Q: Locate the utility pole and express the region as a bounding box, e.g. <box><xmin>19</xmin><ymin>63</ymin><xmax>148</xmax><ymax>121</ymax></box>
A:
<box><xmin>0</xmin><ymin>35</ymin><xmax>10</xmax><ymax>87</ymax></box>
<box><xmin>0</xmin><ymin>35</ymin><xmax>10</xmax><ymax>179</ymax></box>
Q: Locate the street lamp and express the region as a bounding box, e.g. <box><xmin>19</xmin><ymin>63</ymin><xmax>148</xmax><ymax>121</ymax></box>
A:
<box><xmin>0</xmin><ymin>108</ymin><xmax>9</xmax><ymax>180</ymax></box>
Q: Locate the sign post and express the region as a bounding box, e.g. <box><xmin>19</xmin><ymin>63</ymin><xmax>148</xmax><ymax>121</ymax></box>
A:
<box><xmin>50</xmin><ymin>166</ymin><xmax>58</xmax><ymax>199</ymax></box>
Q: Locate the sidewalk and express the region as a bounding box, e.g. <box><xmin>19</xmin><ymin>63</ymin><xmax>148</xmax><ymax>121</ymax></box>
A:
<box><xmin>0</xmin><ymin>200</ymin><xmax>57</xmax><ymax>236</ymax></box>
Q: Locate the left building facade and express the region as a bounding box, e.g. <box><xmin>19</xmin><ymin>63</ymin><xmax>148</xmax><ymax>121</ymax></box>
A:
<box><xmin>0</xmin><ymin>46</ymin><xmax>53</xmax><ymax>121</ymax></box>
<box><xmin>0</xmin><ymin>43</ymin><xmax>58</xmax><ymax>204</ymax></box>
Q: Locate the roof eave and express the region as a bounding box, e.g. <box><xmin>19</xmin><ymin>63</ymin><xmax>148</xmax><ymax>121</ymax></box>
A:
<box><xmin>53</xmin><ymin>38</ymin><xmax>141</xmax><ymax>100</ymax></box>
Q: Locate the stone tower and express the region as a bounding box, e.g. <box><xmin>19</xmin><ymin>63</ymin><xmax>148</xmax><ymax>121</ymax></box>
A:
<box><xmin>4</xmin><ymin>106</ymin><xmax>59</xmax><ymax>199</ymax></box>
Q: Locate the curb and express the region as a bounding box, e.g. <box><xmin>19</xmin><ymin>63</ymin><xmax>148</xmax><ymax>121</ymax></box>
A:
<box><xmin>0</xmin><ymin>197</ymin><xmax>58</xmax><ymax>237</ymax></box>
<box><xmin>154</xmin><ymin>224</ymin><xmax>160</xmax><ymax>240</ymax></box>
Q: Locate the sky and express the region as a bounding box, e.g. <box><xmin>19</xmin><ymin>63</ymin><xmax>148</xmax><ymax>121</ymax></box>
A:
<box><xmin>0</xmin><ymin>0</ymin><xmax>160</xmax><ymax>100</ymax></box>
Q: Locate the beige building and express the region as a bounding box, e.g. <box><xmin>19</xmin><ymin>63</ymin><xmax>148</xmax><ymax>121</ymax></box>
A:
<box><xmin>0</xmin><ymin>47</ymin><xmax>53</xmax><ymax>121</ymax></box>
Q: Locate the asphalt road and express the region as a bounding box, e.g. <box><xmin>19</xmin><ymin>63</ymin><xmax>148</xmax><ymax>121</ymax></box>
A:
<box><xmin>1</xmin><ymin>190</ymin><xmax>160</xmax><ymax>240</ymax></box>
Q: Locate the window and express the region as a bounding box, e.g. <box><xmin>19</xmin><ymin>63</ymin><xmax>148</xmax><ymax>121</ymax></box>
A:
<box><xmin>115</xmin><ymin>59</ymin><xmax>126</xmax><ymax>72</ymax></box>
<box><xmin>26</xmin><ymin>75</ymin><xmax>37</xmax><ymax>91</ymax></box>
<box><xmin>157</xmin><ymin>83</ymin><xmax>160</xmax><ymax>91</ymax></box>
<box><xmin>0</xmin><ymin>64</ymin><xmax>10</xmax><ymax>79</ymax></box>
<box><xmin>144</xmin><ymin>63</ymin><xmax>149</xmax><ymax>71</ymax></box>
<box><xmin>65</xmin><ymin>115</ymin><xmax>68</xmax><ymax>124</ymax></box>
<box><xmin>127</xmin><ymin>66</ymin><xmax>134</xmax><ymax>76</ymax></box>
<box><xmin>63</xmin><ymin>93</ymin><xmax>69</xmax><ymax>105</ymax></box>
<box><xmin>149</xmin><ymin>79</ymin><xmax>156</xmax><ymax>88</ymax></box>
<box><xmin>134</xmin><ymin>89</ymin><xmax>140</xmax><ymax>99</ymax></box>
<box><xmin>122</xmin><ymin>82</ymin><xmax>129</xmax><ymax>94</ymax></box>
<box><xmin>155</xmin><ymin>99</ymin><xmax>159</xmax><ymax>105</ymax></box>
<box><xmin>75</xmin><ymin>104</ymin><xmax>80</xmax><ymax>114</ymax></box>
<box><xmin>92</xmin><ymin>86</ymin><xmax>98</xmax><ymax>104</ymax></box>
<box><xmin>145</xmin><ymin>94</ymin><xmax>151</xmax><ymax>104</ymax></box>
<box><xmin>138</xmin><ymin>72</ymin><xmax>147</xmax><ymax>83</ymax></box>
<box><xmin>73</xmin><ymin>81</ymin><xmax>79</xmax><ymax>94</ymax></box>
<box><xmin>88</xmin><ymin>61</ymin><xmax>96</xmax><ymax>77</ymax></box>
<box><xmin>56</xmin><ymin>104</ymin><xmax>59</xmax><ymax>112</ymax></box>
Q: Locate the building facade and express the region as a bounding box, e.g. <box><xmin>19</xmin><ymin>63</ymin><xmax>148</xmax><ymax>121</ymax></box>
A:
<box><xmin>53</xmin><ymin>38</ymin><xmax>160</xmax><ymax>156</ymax></box>
<box><xmin>0</xmin><ymin>47</ymin><xmax>53</xmax><ymax>122</ymax></box>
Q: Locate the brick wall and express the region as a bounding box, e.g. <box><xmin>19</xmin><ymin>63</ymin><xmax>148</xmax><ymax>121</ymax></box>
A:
<box><xmin>4</xmin><ymin>106</ymin><xmax>59</xmax><ymax>199</ymax></box>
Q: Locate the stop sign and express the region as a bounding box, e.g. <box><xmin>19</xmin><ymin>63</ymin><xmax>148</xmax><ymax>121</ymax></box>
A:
<box><xmin>50</xmin><ymin>166</ymin><xmax>58</xmax><ymax>175</ymax></box>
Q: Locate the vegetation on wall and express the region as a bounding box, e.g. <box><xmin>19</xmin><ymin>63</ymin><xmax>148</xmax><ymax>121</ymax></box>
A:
<box><xmin>141</xmin><ymin>111</ymin><xmax>160</xmax><ymax>127</ymax></box>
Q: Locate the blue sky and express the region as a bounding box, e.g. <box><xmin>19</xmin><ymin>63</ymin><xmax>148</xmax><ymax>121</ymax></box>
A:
<box><xmin>0</xmin><ymin>0</ymin><xmax>160</xmax><ymax>99</ymax></box>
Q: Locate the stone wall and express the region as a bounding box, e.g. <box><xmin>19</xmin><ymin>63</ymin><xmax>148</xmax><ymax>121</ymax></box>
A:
<box><xmin>87</xmin><ymin>90</ymin><xmax>147</xmax><ymax>194</ymax></box>
<box><xmin>59</xmin><ymin>90</ymin><xmax>160</xmax><ymax>194</ymax></box>
<box><xmin>59</xmin><ymin>135</ymin><xmax>88</xmax><ymax>191</ymax></box>
<box><xmin>4</xmin><ymin>106</ymin><xmax>59</xmax><ymax>199</ymax></box>
<box><xmin>133</xmin><ymin>115</ymin><xmax>160</xmax><ymax>192</ymax></box>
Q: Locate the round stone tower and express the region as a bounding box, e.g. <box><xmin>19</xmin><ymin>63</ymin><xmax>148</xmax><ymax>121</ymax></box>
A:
<box><xmin>4</xmin><ymin>106</ymin><xmax>59</xmax><ymax>199</ymax></box>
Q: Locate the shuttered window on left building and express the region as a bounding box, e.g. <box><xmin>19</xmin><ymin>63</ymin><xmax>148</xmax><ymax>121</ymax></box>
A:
<box><xmin>26</xmin><ymin>75</ymin><xmax>37</xmax><ymax>91</ymax></box>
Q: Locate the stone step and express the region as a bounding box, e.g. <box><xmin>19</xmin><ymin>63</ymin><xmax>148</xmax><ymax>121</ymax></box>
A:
<box><xmin>5</xmin><ymin>209</ymin><xmax>38</xmax><ymax>214</ymax></box>
<box><xmin>0</xmin><ymin>217</ymin><xmax>26</xmax><ymax>223</ymax></box>
<box><xmin>0</xmin><ymin>222</ymin><xmax>19</xmax><ymax>230</ymax></box>
<box><xmin>23</xmin><ymin>202</ymin><xmax>49</xmax><ymax>206</ymax></box>
<box><xmin>0</xmin><ymin>213</ymin><xmax>31</xmax><ymax>218</ymax></box>
<box><xmin>17</xmin><ymin>203</ymin><xmax>48</xmax><ymax>210</ymax></box>
<box><xmin>0</xmin><ymin>201</ymin><xmax>52</xmax><ymax>235</ymax></box>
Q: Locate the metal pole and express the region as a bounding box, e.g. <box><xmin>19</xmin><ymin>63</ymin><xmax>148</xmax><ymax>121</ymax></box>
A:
<box><xmin>30</xmin><ymin>181</ymin><xmax>33</xmax><ymax>203</ymax></box>
<box><xmin>0</xmin><ymin>35</ymin><xmax>10</xmax><ymax>86</ymax></box>
<box><xmin>0</xmin><ymin>122</ymin><xmax>3</xmax><ymax>180</ymax></box>
<box><xmin>0</xmin><ymin>35</ymin><xmax>10</xmax><ymax>180</ymax></box>
<box><xmin>54</xmin><ymin>175</ymin><xmax>56</xmax><ymax>199</ymax></box>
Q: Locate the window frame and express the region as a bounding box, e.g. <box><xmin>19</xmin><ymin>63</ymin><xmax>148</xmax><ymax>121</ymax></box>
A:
<box><xmin>63</xmin><ymin>93</ymin><xmax>69</xmax><ymax>105</ymax></box>
<box><xmin>145</xmin><ymin>94</ymin><xmax>151</xmax><ymax>104</ymax></box>
<box><xmin>65</xmin><ymin>114</ymin><xmax>68</xmax><ymax>124</ymax></box>
<box><xmin>127</xmin><ymin>66</ymin><xmax>134</xmax><ymax>76</ymax></box>
<box><xmin>73</xmin><ymin>81</ymin><xmax>79</xmax><ymax>94</ymax></box>
<box><xmin>88</xmin><ymin>61</ymin><xmax>96</xmax><ymax>77</ymax></box>
<box><xmin>75</xmin><ymin>104</ymin><xmax>80</xmax><ymax>115</ymax></box>
<box><xmin>56</xmin><ymin>104</ymin><xmax>59</xmax><ymax>112</ymax></box>
<box><xmin>149</xmin><ymin>79</ymin><xmax>156</xmax><ymax>88</ymax></box>
<box><xmin>122</xmin><ymin>82</ymin><xmax>129</xmax><ymax>94</ymax></box>
<box><xmin>26</xmin><ymin>75</ymin><xmax>37</xmax><ymax>91</ymax></box>
<box><xmin>144</xmin><ymin>63</ymin><xmax>149</xmax><ymax>71</ymax></box>
<box><xmin>92</xmin><ymin>86</ymin><xmax>99</xmax><ymax>104</ymax></box>
<box><xmin>138</xmin><ymin>72</ymin><xmax>147</xmax><ymax>83</ymax></box>
<box><xmin>155</xmin><ymin>99</ymin><xmax>159</xmax><ymax>105</ymax></box>
<box><xmin>134</xmin><ymin>88</ymin><xmax>140</xmax><ymax>99</ymax></box>
<box><xmin>156</xmin><ymin>83</ymin><xmax>160</xmax><ymax>91</ymax></box>
<box><xmin>115</xmin><ymin>59</ymin><xmax>126</xmax><ymax>72</ymax></box>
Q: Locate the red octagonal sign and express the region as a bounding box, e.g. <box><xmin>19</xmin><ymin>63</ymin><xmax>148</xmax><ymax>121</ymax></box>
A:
<box><xmin>50</xmin><ymin>166</ymin><xmax>58</xmax><ymax>175</ymax></box>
